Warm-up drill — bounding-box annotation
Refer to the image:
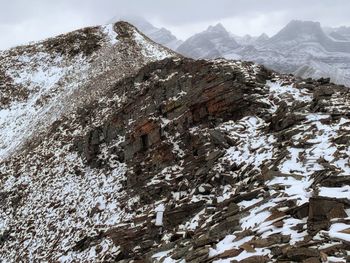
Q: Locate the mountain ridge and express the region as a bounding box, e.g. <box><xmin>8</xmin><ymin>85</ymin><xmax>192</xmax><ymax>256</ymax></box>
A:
<box><xmin>0</xmin><ymin>21</ymin><xmax>176</xmax><ymax>160</ymax></box>
<box><xmin>164</xmin><ymin>19</ymin><xmax>350</xmax><ymax>87</ymax></box>
<box><xmin>0</xmin><ymin>21</ymin><xmax>350</xmax><ymax>263</ymax></box>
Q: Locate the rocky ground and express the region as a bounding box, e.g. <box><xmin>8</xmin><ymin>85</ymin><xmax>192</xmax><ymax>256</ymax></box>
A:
<box><xmin>0</xmin><ymin>22</ymin><xmax>350</xmax><ymax>263</ymax></box>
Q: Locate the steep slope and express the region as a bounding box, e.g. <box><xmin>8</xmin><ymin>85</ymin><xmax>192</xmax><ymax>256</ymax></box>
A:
<box><xmin>176</xmin><ymin>23</ymin><xmax>240</xmax><ymax>59</ymax></box>
<box><xmin>1</xmin><ymin>31</ymin><xmax>350</xmax><ymax>263</ymax></box>
<box><xmin>0</xmin><ymin>21</ymin><xmax>176</xmax><ymax>161</ymax></box>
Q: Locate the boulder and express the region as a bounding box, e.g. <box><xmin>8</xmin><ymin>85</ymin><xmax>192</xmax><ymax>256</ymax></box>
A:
<box><xmin>308</xmin><ymin>197</ymin><xmax>347</xmax><ymax>232</ymax></box>
<box><xmin>285</xmin><ymin>248</ymin><xmax>320</xmax><ymax>261</ymax></box>
<box><xmin>238</xmin><ymin>255</ymin><xmax>270</xmax><ymax>263</ymax></box>
<box><xmin>269</xmin><ymin>102</ymin><xmax>299</xmax><ymax>132</ymax></box>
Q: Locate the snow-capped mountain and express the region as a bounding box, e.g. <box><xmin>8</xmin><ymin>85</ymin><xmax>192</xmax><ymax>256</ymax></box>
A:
<box><xmin>175</xmin><ymin>20</ymin><xmax>350</xmax><ymax>87</ymax></box>
<box><xmin>110</xmin><ymin>16</ymin><xmax>183</xmax><ymax>50</ymax></box>
<box><xmin>1</xmin><ymin>21</ymin><xmax>350</xmax><ymax>263</ymax></box>
<box><xmin>247</xmin><ymin>21</ymin><xmax>350</xmax><ymax>86</ymax></box>
<box><xmin>254</xmin><ymin>33</ymin><xmax>270</xmax><ymax>46</ymax></box>
<box><xmin>263</xmin><ymin>20</ymin><xmax>350</xmax><ymax>53</ymax></box>
<box><xmin>176</xmin><ymin>23</ymin><xmax>240</xmax><ymax>59</ymax></box>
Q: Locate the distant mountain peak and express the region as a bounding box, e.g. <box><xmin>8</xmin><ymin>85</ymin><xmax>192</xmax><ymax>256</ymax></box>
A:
<box><xmin>273</xmin><ymin>20</ymin><xmax>325</xmax><ymax>40</ymax></box>
<box><xmin>252</xmin><ymin>33</ymin><xmax>269</xmax><ymax>46</ymax></box>
<box><xmin>207</xmin><ymin>23</ymin><xmax>227</xmax><ymax>33</ymax></box>
<box><xmin>292</xmin><ymin>20</ymin><xmax>324</xmax><ymax>34</ymax></box>
<box><xmin>265</xmin><ymin>19</ymin><xmax>332</xmax><ymax>48</ymax></box>
<box><xmin>176</xmin><ymin>22</ymin><xmax>239</xmax><ymax>59</ymax></box>
<box><xmin>283</xmin><ymin>20</ymin><xmax>322</xmax><ymax>33</ymax></box>
<box><xmin>288</xmin><ymin>19</ymin><xmax>321</xmax><ymax>27</ymax></box>
<box><xmin>259</xmin><ymin>32</ymin><xmax>269</xmax><ymax>39</ymax></box>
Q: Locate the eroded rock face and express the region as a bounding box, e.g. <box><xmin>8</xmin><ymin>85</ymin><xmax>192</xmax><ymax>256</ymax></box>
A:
<box><xmin>1</xmin><ymin>27</ymin><xmax>350</xmax><ymax>262</ymax></box>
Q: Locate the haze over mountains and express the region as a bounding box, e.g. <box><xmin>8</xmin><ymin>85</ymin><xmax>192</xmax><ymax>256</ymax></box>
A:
<box><xmin>176</xmin><ymin>23</ymin><xmax>240</xmax><ymax>59</ymax></box>
<box><xmin>117</xmin><ymin>17</ymin><xmax>350</xmax><ymax>87</ymax></box>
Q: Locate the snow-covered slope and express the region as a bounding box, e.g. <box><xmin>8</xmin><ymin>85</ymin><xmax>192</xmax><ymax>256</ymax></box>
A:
<box><xmin>0</xmin><ymin>21</ymin><xmax>176</xmax><ymax>161</ymax></box>
<box><xmin>0</xmin><ymin>22</ymin><xmax>350</xmax><ymax>263</ymax></box>
<box><xmin>176</xmin><ymin>23</ymin><xmax>240</xmax><ymax>59</ymax></box>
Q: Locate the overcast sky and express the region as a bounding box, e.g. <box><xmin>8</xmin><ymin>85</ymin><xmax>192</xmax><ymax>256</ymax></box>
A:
<box><xmin>1</xmin><ymin>0</ymin><xmax>350</xmax><ymax>50</ymax></box>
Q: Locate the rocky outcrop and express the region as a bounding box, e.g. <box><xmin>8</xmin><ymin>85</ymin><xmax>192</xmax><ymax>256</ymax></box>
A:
<box><xmin>0</xmin><ymin>22</ymin><xmax>350</xmax><ymax>263</ymax></box>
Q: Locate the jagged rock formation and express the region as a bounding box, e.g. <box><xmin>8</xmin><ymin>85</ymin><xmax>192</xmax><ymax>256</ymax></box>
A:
<box><xmin>1</xmin><ymin>21</ymin><xmax>350</xmax><ymax>263</ymax></box>
<box><xmin>110</xmin><ymin>16</ymin><xmax>183</xmax><ymax>50</ymax></box>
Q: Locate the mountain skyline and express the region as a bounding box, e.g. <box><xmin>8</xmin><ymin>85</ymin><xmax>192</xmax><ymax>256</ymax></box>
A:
<box><xmin>109</xmin><ymin>17</ymin><xmax>350</xmax><ymax>87</ymax></box>
<box><xmin>3</xmin><ymin>14</ymin><xmax>350</xmax><ymax>50</ymax></box>
<box><xmin>176</xmin><ymin>19</ymin><xmax>350</xmax><ymax>87</ymax></box>
<box><xmin>2</xmin><ymin>0</ymin><xmax>350</xmax><ymax>50</ymax></box>
<box><xmin>3</xmin><ymin>15</ymin><xmax>350</xmax><ymax>87</ymax></box>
